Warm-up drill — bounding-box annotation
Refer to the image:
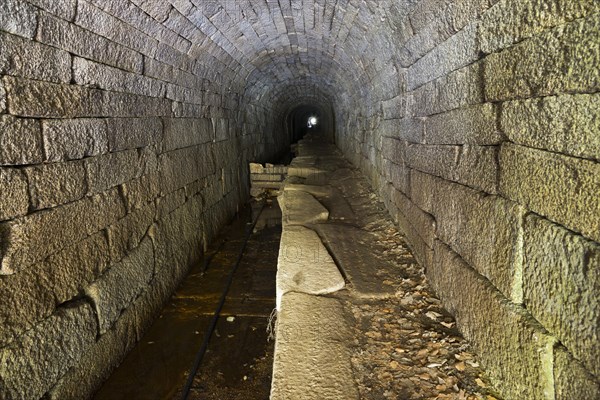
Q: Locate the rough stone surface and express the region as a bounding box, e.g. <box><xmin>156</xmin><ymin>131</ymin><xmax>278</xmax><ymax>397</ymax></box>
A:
<box><xmin>25</xmin><ymin>161</ymin><xmax>87</xmax><ymax>210</ymax></box>
<box><xmin>500</xmin><ymin>143</ymin><xmax>600</xmax><ymax>243</ymax></box>
<box><xmin>0</xmin><ymin>30</ymin><xmax>71</xmax><ymax>83</ymax></box>
<box><xmin>86</xmin><ymin>237</ymin><xmax>155</xmax><ymax>334</ymax></box>
<box><xmin>37</xmin><ymin>13</ymin><xmax>143</xmax><ymax>73</ymax></box>
<box><xmin>484</xmin><ymin>14</ymin><xmax>600</xmax><ymax>101</ymax></box>
<box><xmin>406</xmin><ymin>143</ymin><xmax>499</xmax><ymax>194</ymax></box>
<box><xmin>0</xmin><ymin>168</ymin><xmax>29</xmax><ymax>221</ymax></box>
<box><xmin>271</xmin><ymin>292</ymin><xmax>359</xmax><ymax>400</ymax></box>
<box><xmin>276</xmin><ymin>225</ymin><xmax>345</xmax><ymax>309</ymax></box>
<box><xmin>278</xmin><ymin>190</ymin><xmax>329</xmax><ymax>226</ymax></box>
<box><xmin>42</xmin><ymin>119</ymin><xmax>109</xmax><ymax>162</ymax></box>
<box><xmin>424</xmin><ymin>103</ymin><xmax>503</xmax><ymax>145</ymax></box>
<box><xmin>431</xmin><ymin>241</ymin><xmax>556</xmax><ymax>400</ymax></box>
<box><xmin>0</xmin><ymin>301</ymin><xmax>97</xmax><ymax>400</ymax></box>
<box><xmin>0</xmin><ymin>188</ymin><xmax>125</xmax><ymax>274</ymax></box>
<box><xmin>416</xmin><ymin>172</ymin><xmax>525</xmax><ymax>301</ymax></box>
<box><xmin>479</xmin><ymin>0</ymin><xmax>599</xmax><ymax>54</ymax></box>
<box><xmin>554</xmin><ymin>346</ymin><xmax>600</xmax><ymax>400</ymax></box>
<box><xmin>106</xmin><ymin>118</ymin><xmax>163</xmax><ymax>151</ymax></box>
<box><xmin>523</xmin><ymin>215</ymin><xmax>600</xmax><ymax>378</ymax></box>
<box><xmin>315</xmin><ymin>223</ymin><xmax>398</xmax><ymax>298</ymax></box>
<box><xmin>0</xmin><ymin>232</ymin><xmax>109</xmax><ymax>347</ymax></box>
<box><xmin>0</xmin><ymin>115</ymin><xmax>43</xmax><ymax>165</ymax></box>
<box><xmin>0</xmin><ymin>0</ymin><xmax>37</xmax><ymax>39</ymax></box>
<box><xmin>107</xmin><ymin>202</ymin><xmax>155</xmax><ymax>262</ymax></box>
<box><xmin>85</xmin><ymin>149</ymin><xmax>143</xmax><ymax>194</ymax></box>
<box><xmin>501</xmin><ymin>93</ymin><xmax>600</xmax><ymax>161</ymax></box>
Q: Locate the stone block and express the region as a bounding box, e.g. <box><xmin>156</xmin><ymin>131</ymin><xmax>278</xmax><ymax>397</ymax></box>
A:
<box><xmin>411</xmin><ymin>62</ymin><xmax>483</xmax><ymax>117</ymax></box>
<box><xmin>106</xmin><ymin>117</ymin><xmax>163</xmax><ymax>152</ymax></box>
<box><xmin>501</xmin><ymin>93</ymin><xmax>600</xmax><ymax>161</ymax></box>
<box><xmin>42</xmin><ymin>119</ymin><xmax>109</xmax><ymax>162</ymax></box>
<box><xmin>101</xmin><ymin>90</ymin><xmax>171</xmax><ymax>118</ymax></box>
<box><xmin>25</xmin><ymin>161</ymin><xmax>87</xmax><ymax>210</ymax></box>
<box><xmin>163</xmin><ymin>117</ymin><xmax>213</xmax><ymax>151</ymax></box>
<box><xmin>484</xmin><ymin>15</ymin><xmax>600</xmax><ymax>101</ymax></box>
<box><xmin>431</xmin><ymin>241</ymin><xmax>556</xmax><ymax>400</ymax></box>
<box><xmin>37</xmin><ymin>13</ymin><xmax>143</xmax><ymax>73</ymax></box>
<box><xmin>276</xmin><ymin>225</ymin><xmax>345</xmax><ymax>309</ymax></box>
<box><xmin>251</xmin><ymin>173</ymin><xmax>283</xmax><ymax>182</ymax></box>
<box><xmin>107</xmin><ymin>202</ymin><xmax>155</xmax><ymax>263</ymax></box>
<box><xmin>156</xmin><ymin>188</ymin><xmax>186</xmax><ymax>220</ymax></box>
<box><xmin>523</xmin><ymin>215</ymin><xmax>600</xmax><ymax>378</ymax></box>
<box><xmin>271</xmin><ymin>292</ymin><xmax>358</xmax><ymax>400</ymax></box>
<box><xmin>86</xmin><ymin>237</ymin><xmax>155</xmax><ymax>334</ymax></box>
<box><xmin>388</xmin><ymin>161</ymin><xmax>410</xmax><ymax>194</ymax></box>
<box><xmin>0</xmin><ymin>78</ymin><xmax>5</xmax><ymax>113</ymax></box>
<box><xmin>554</xmin><ymin>346</ymin><xmax>600</xmax><ymax>400</ymax></box>
<box><xmin>212</xmin><ymin>118</ymin><xmax>229</xmax><ymax>142</ymax></box>
<box><xmin>0</xmin><ymin>187</ymin><xmax>125</xmax><ymax>274</ymax></box>
<box><xmin>429</xmin><ymin>175</ymin><xmax>525</xmax><ymax>301</ymax></box>
<box><xmin>0</xmin><ymin>115</ymin><xmax>43</xmax><ymax>165</ymax></box>
<box><xmin>85</xmin><ymin>149</ymin><xmax>143</xmax><ymax>194</ymax></box>
<box><xmin>0</xmin><ymin>232</ymin><xmax>109</xmax><ymax>347</ymax></box>
<box><xmin>121</xmin><ymin>172</ymin><xmax>160</xmax><ymax>212</ymax></box>
<box><xmin>407</xmin><ymin>22</ymin><xmax>479</xmax><ymax>90</ymax></box>
<box><xmin>391</xmin><ymin>188</ymin><xmax>436</xmax><ymax>248</ymax></box>
<box><xmin>0</xmin><ymin>301</ymin><xmax>97</xmax><ymax>400</ymax></box>
<box><xmin>425</xmin><ymin>103</ymin><xmax>503</xmax><ymax>145</ymax></box>
<box><xmin>73</xmin><ymin>57</ymin><xmax>166</xmax><ymax>98</ymax></box>
<box><xmin>278</xmin><ymin>190</ymin><xmax>329</xmax><ymax>226</ymax></box>
<box><xmin>382</xmin><ymin>137</ymin><xmax>407</xmax><ymax>165</ymax></box>
<box><xmin>381</xmin><ymin>95</ymin><xmax>407</xmax><ymax>120</ymax></box>
<box><xmin>500</xmin><ymin>143</ymin><xmax>600</xmax><ymax>243</ymax></box>
<box><xmin>479</xmin><ymin>0</ymin><xmax>599</xmax><ymax>54</ymax></box>
<box><xmin>405</xmin><ymin>143</ymin><xmax>499</xmax><ymax>194</ymax></box>
<box><xmin>159</xmin><ymin>146</ymin><xmax>212</xmax><ymax>194</ymax></box>
<box><xmin>0</xmin><ymin>168</ymin><xmax>28</xmax><ymax>221</ymax></box>
<box><xmin>0</xmin><ymin>30</ymin><xmax>71</xmax><ymax>83</ymax></box>
<box><xmin>46</xmin><ymin>296</ymin><xmax>138</xmax><ymax>400</ymax></box>
<box><xmin>395</xmin><ymin>207</ymin><xmax>434</xmax><ymax>271</ymax></box>
<box><xmin>75</xmin><ymin>0</ymin><xmax>158</xmax><ymax>56</ymax></box>
<box><xmin>4</xmin><ymin>76</ymin><xmax>104</xmax><ymax>118</ymax></box>
<box><xmin>382</xmin><ymin>118</ymin><xmax>424</xmax><ymax>143</ymax></box>
<box><xmin>152</xmin><ymin>198</ymin><xmax>203</xmax><ymax>287</ymax></box>
<box><xmin>409</xmin><ymin>169</ymin><xmax>438</xmax><ymax>215</ymax></box>
<box><xmin>0</xmin><ymin>0</ymin><xmax>37</xmax><ymax>39</ymax></box>
<box><xmin>26</xmin><ymin>0</ymin><xmax>77</xmax><ymax>20</ymax></box>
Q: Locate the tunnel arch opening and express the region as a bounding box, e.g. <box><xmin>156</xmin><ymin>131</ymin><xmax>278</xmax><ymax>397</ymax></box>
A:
<box><xmin>284</xmin><ymin>104</ymin><xmax>335</xmax><ymax>145</ymax></box>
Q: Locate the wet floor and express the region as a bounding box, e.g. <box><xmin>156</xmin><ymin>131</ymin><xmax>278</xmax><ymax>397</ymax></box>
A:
<box><xmin>94</xmin><ymin>200</ymin><xmax>281</xmax><ymax>400</ymax></box>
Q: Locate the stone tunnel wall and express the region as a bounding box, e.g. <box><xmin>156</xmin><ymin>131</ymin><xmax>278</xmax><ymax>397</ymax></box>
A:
<box><xmin>0</xmin><ymin>0</ymin><xmax>598</xmax><ymax>399</ymax></box>
<box><xmin>0</xmin><ymin>1</ymin><xmax>283</xmax><ymax>398</ymax></box>
<box><xmin>338</xmin><ymin>1</ymin><xmax>600</xmax><ymax>399</ymax></box>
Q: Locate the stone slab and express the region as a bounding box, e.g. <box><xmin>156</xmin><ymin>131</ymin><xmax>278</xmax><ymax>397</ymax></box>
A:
<box><xmin>271</xmin><ymin>292</ymin><xmax>359</xmax><ymax>400</ymax></box>
<box><xmin>276</xmin><ymin>225</ymin><xmax>345</xmax><ymax>310</ymax></box>
<box><xmin>278</xmin><ymin>190</ymin><xmax>329</xmax><ymax>226</ymax></box>
<box><xmin>314</xmin><ymin>224</ymin><xmax>397</xmax><ymax>298</ymax></box>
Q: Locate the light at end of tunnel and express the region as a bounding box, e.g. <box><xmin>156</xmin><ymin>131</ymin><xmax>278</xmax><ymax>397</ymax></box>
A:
<box><xmin>307</xmin><ymin>116</ymin><xmax>318</xmax><ymax>128</ymax></box>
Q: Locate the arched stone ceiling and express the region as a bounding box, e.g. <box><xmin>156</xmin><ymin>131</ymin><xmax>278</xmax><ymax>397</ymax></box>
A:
<box><xmin>117</xmin><ymin>0</ymin><xmax>409</xmax><ymax>119</ymax></box>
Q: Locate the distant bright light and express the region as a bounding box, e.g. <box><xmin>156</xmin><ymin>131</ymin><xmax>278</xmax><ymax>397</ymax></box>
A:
<box><xmin>307</xmin><ymin>116</ymin><xmax>318</xmax><ymax>128</ymax></box>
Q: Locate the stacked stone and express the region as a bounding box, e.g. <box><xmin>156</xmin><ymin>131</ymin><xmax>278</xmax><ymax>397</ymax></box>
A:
<box><xmin>338</xmin><ymin>1</ymin><xmax>600</xmax><ymax>399</ymax></box>
<box><xmin>0</xmin><ymin>0</ymin><xmax>283</xmax><ymax>398</ymax></box>
<box><xmin>249</xmin><ymin>162</ymin><xmax>288</xmax><ymax>197</ymax></box>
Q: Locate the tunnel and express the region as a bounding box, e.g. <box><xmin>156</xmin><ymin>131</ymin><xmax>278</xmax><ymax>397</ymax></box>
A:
<box><xmin>0</xmin><ymin>0</ymin><xmax>599</xmax><ymax>399</ymax></box>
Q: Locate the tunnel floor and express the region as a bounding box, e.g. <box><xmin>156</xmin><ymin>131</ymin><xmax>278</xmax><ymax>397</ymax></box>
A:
<box><xmin>94</xmin><ymin>201</ymin><xmax>281</xmax><ymax>400</ymax></box>
<box><xmin>94</xmin><ymin>135</ymin><xmax>501</xmax><ymax>400</ymax></box>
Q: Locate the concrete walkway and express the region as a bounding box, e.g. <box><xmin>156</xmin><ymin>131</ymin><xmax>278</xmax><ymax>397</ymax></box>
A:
<box><xmin>271</xmin><ymin>134</ymin><xmax>498</xmax><ymax>400</ymax></box>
